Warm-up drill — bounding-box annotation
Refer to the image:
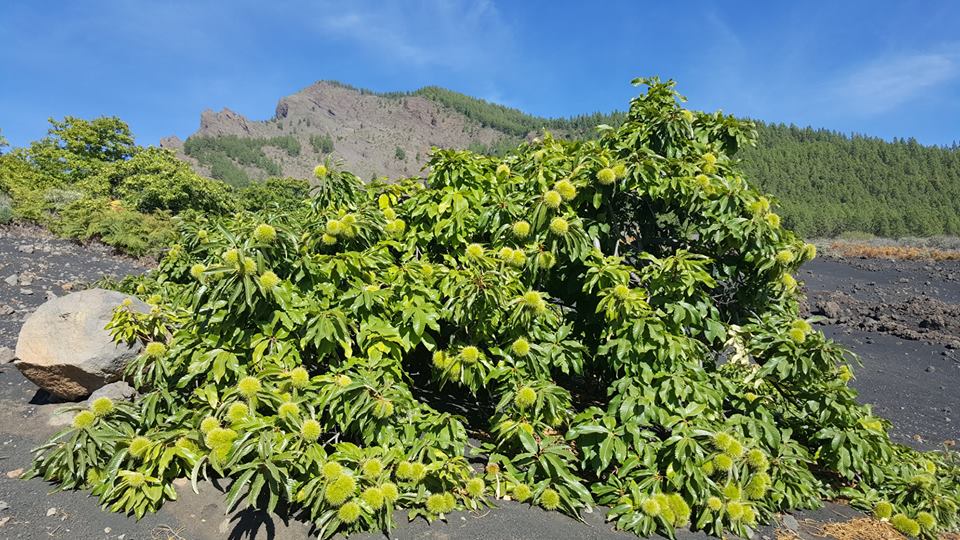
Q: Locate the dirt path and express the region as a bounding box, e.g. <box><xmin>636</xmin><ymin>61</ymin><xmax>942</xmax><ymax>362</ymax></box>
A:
<box><xmin>1</xmin><ymin>227</ymin><xmax>958</xmax><ymax>539</ymax></box>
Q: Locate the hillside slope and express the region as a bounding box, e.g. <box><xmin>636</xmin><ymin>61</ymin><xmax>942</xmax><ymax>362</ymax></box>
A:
<box><xmin>739</xmin><ymin>123</ymin><xmax>960</xmax><ymax>237</ymax></box>
<box><xmin>169</xmin><ymin>81</ymin><xmax>960</xmax><ymax>237</ymax></box>
<box><xmin>162</xmin><ymin>81</ymin><xmax>510</xmax><ymax>183</ymax></box>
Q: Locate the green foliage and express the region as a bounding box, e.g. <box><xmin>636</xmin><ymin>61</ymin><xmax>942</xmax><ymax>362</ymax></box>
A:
<box><xmin>237</xmin><ymin>177</ymin><xmax>311</xmax><ymax>212</ymax></box>
<box><xmin>0</xmin><ymin>117</ymin><xmax>240</xmax><ymax>255</ymax></box>
<box><xmin>406</xmin><ymin>84</ymin><xmax>960</xmax><ymax>238</ymax></box>
<box><xmin>95</xmin><ymin>147</ymin><xmax>236</xmax><ymax>214</ymax></box>
<box><xmin>26</xmin><ymin>79</ymin><xmax>959</xmax><ymax>539</ymax></box>
<box><xmin>184</xmin><ymin>135</ymin><xmax>302</xmax><ymax>184</ymax></box>
<box><xmin>26</xmin><ymin>116</ymin><xmax>136</xmax><ymax>183</ymax></box>
<box><xmin>409</xmin><ymin>86</ymin><xmax>625</xmax><ymax>139</ymax></box>
<box><xmin>207</xmin><ymin>153</ymin><xmax>251</xmax><ymax>186</ymax></box>
<box><xmin>51</xmin><ymin>198</ymin><xmax>177</xmax><ymax>257</ymax></box>
<box><xmin>467</xmin><ymin>139</ymin><xmax>523</xmax><ymax>158</ymax></box>
<box><xmin>395</xmin><ymin>147</ymin><xmax>406</xmax><ymax>161</ymax></box>
<box><xmin>310</xmin><ymin>133</ymin><xmax>335</xmax><ymax>154</ymax></box>
<box><xmin>740</xmin><ymin>123</ymin><xmax>960</xmax><ymax>237</ymax></box>
<box><xmin>0</xmin><ymin>192</ymin><xmax>12</xmax><ymax>224</ymax></box>
<box><xmin>271</xmin><ymin>135</ymin><xmax>301</xmax><ymax>157</ymax></box>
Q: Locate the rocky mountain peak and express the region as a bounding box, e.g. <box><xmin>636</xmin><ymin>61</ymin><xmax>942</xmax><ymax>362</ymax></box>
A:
<box><xmin>198</xmin><ymin>108</ymin><xmax>253</xmax><ymax>137</ymax></box>
<box><xmin>171</xmin><ymin>81</ymin><xmax>507</xmax><ymax>183</ymax></box>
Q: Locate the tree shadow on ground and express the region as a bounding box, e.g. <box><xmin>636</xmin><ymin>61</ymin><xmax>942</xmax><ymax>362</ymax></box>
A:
<box><xmin>227</xmin><ymin>505</ymin><xmax>279</xmax><ymax>540</ymax></box>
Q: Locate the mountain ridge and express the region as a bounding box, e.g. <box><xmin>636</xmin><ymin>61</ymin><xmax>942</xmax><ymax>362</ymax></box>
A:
<box><xmin>163</xmin><ymin>81</ymin><xmax>514</xmax><ymax>183</ymax></box>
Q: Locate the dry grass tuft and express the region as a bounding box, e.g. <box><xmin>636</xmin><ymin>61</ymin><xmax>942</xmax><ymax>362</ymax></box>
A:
<box><xmin>819</xmin><ymin>518</ymin><xmax>905</xmax><ymax>540</ymax></box>
<box><xmin>828</xmin><ymin>241</ymin><xmax>960</xmax><ymax>261</ymax></box>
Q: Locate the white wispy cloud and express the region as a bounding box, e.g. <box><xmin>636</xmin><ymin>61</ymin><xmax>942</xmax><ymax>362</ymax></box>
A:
<box><xmin>830</xmin><ymin>49</ymin><xmax>959</xmax><ymax>115</ymax></box>
<box><xmin>307</xmin><ymin>0</ymin><xmax>512</xmax><ymax>71</ymax></box>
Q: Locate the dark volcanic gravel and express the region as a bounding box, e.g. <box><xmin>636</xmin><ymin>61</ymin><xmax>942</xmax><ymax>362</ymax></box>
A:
<box><xmin>1</xmin><ymin>228</ymin><xmax>958</xmax><ymax>539</ymax></box>
<box><xmin>802</xmin><ymin>257</ymin><xmax>960</xmax><ymax>450</ymax></box>
<box><xmin>0</xmin><ymin>225</ymin><xmax>146</xmax><ymax>350</ymax></box>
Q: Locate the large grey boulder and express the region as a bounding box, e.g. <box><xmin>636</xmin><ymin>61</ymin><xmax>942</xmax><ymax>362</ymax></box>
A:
<box><xmin>14</xmin><ymin>289</ymin><xmax>148</xmax><ymax>400</ymax></box>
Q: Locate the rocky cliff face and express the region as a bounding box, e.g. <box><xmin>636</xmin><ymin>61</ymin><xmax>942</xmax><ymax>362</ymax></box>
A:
<box><xmin>169</xmin><ymin>81</ymin><xmax>507</xmax><ymax>182</ymax></box>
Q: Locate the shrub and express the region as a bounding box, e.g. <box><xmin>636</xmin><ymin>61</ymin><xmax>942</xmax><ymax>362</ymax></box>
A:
<box><xmin>0</xmin><ymin>192</ymin><xmax>14</xmax><ymax>224</ymax></box>
<box><xmin>270</xmin><ymin>135</ymin><xmax>301</xmax><ymax>157</ymax></box>
<box><xmin>104</xmin><ymin>148</ymin><xmax>236</xmax><ymax>214</ymax></box>
<box><xmin>310</xmin><ymin>134</ymin><xmax>335</xmax><ymax>154</ymax></box>
<box><xmin>42</xmin><ymin>188</ymin><xmax>85</xmax><ymax>210</ymax></box>
<box><xmin>0</xmin><ymin>119</ymin><xmax>235</xmax><ymax>254</ymax></box>
<box><xmin>184</xmin><ymin>135</ymin><xmax>288</xmax><ymax>181</ymax></box>
<box><xmin>25</xmin><ymin>78</ymin><xmax>960</xmax><ymax>539</ymax></box>
<box><xmin>237</xmin><ymin>177</ymin><xmax>311</xmax><ymax>212</ymax></box>
<box><xmin>26</xmin><ymin>116</ymin><xmax>136</xmax><ymax>184</ymax></box>
<box><xmin>207</xmin><ymin>153</ymin><xmax>251</xmax><ymax>186</ymax></box>
<box><xmin>53</xmin><ymin>197</ymin><xmax>176</xmax><ymax>256</ymax></box>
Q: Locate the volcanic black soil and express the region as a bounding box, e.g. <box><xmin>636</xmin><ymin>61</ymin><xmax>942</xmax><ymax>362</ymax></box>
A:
<box><xmin>0</xmin><ymin>227</ymin><xmax>957</xmax><ymax>539</ymax></box>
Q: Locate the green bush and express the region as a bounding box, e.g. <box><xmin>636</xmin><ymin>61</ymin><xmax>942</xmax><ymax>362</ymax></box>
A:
<box><xmin>740</xmin><ymin>123</ymin><xmax>960</xmax><ymax>237</ymax></box>
<box><xmin>0</xmin><ymin>192</ymin><xmax>12</xmax><ymax>224</ymax></box>
<box><xmin>0</xmin><ymin>118</ymin><xmax>238</xmax><ymax>255</ymax></box>
<box><xmin>270</xmin><ymin>135</ymin><xmax>301</xmax><ymax>157</ymax></box>
<box><xmin>42</xmin><ymin>188</ymin><xmax>85</xmax><ymax>210</ymax></box>
<box><xmin>52</xmin><ymin>198</ymin><xmax>176</xmax><ymax>257</ymax></box>
<box><xmin>103</xmin><ymin>148</ymin><xmax>236</xmax><ymax>215</ymax></box>
<box><xmin>237</xmin><ymin>177</ymin><xmax>311</xmax><ymax>212</ymax></box>
<box><xmin>25</xmin><ymin>116</ymin><xmax>136</xmax><ymax>184</ymax></box>
<box><xmin>310</xmin><ymin>134</ymin><xmax>335</xmax><ymax>154</ymax></box>
<box><xmin>184</xmin><ymin>135</ymin><xmax>301</xmax><ymax>182</ymax></box>
<box><xmin>207</xmin><ymin>153</ymin><xmax>251</xmax><ymax>186</ymax></box>
<box><xmin>26</xmin><ymin>79</ymin><xmax>959</xmax><ymax>539</ymax></box>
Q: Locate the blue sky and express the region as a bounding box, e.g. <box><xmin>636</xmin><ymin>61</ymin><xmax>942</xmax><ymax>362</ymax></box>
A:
<box><xmin>2</xmin><ymin>0</ymin><xmax>959</xmax><ymax>148</ymax></box>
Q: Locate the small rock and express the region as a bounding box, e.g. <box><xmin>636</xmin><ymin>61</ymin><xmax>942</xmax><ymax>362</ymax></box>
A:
<box><xmin>5</xmin><ymin>468</ymin><xmax>23</xmax><ymax>479</ymax></box>
<box><xmin>20</xmin><ymin>288</ymin><xmax>33</xmax><ymax>295</ymax></box>
<box><xmin>18</xmin><ymin>244</ymin><xmax>35</xmax><ymax>254</ymax></box>
<box><xmin>3</xmin><ymin>274</ymin><xmax>17</xmax><ymax>286</ymax></box>
<box><xmin>46</xmin><ymin>507</ymin><xmax>56</xmax><ymax>517</ymax></box>
<box><xmin>0</xmin><ymin>305</ymin><xmax>13</xmax><ymax>316</ymax></box>
<box><xmin>19</xmin><ymin>274</ymin><xmax>33</xmax><ymax>286</ymax></box>
<box><xmin>0</xmin><ymin>501</ymin><xmax>8</xmax><ymax>512</ymax></box>
<box><xmin>781</xmin><ymin>514</ymin><xmax>800</xmax><ymax>532</ymax></box>
<box><xmin>926</xmin><ymin>366</ymin><xmax>936</xmax><ymax>373</ymax></box>
<box><xmin>816</xmin><ymin>300</ymin><xmax>842</xmax><ymax>320</ymax></box>
<box><xmin>104</xmin><ymin>527</ymin><xmax>111</xmax><ymax>534</ymax></box>
<box><xmin>88</xmin><ymin>381</ymin><xmax>136</xmax><ymax>403</ymax></box>
<box><xmin>45</xmin><ymin>290</ymin><xmax>57</xmax><ymax>301</ymax></box>
<box><xmin>47</xmin><ymin>407</ymin><xmax>77</xmax><ymax>428</ymax></box>
<box><xmin>48</xmin><ymin>381</ymin><xmax>137</xmax><ymax>427</ymax></box>
<box><xmin>0</xmin><ymin>347</ymin><xmax>14</xmax><ymax>364</ymax></box>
